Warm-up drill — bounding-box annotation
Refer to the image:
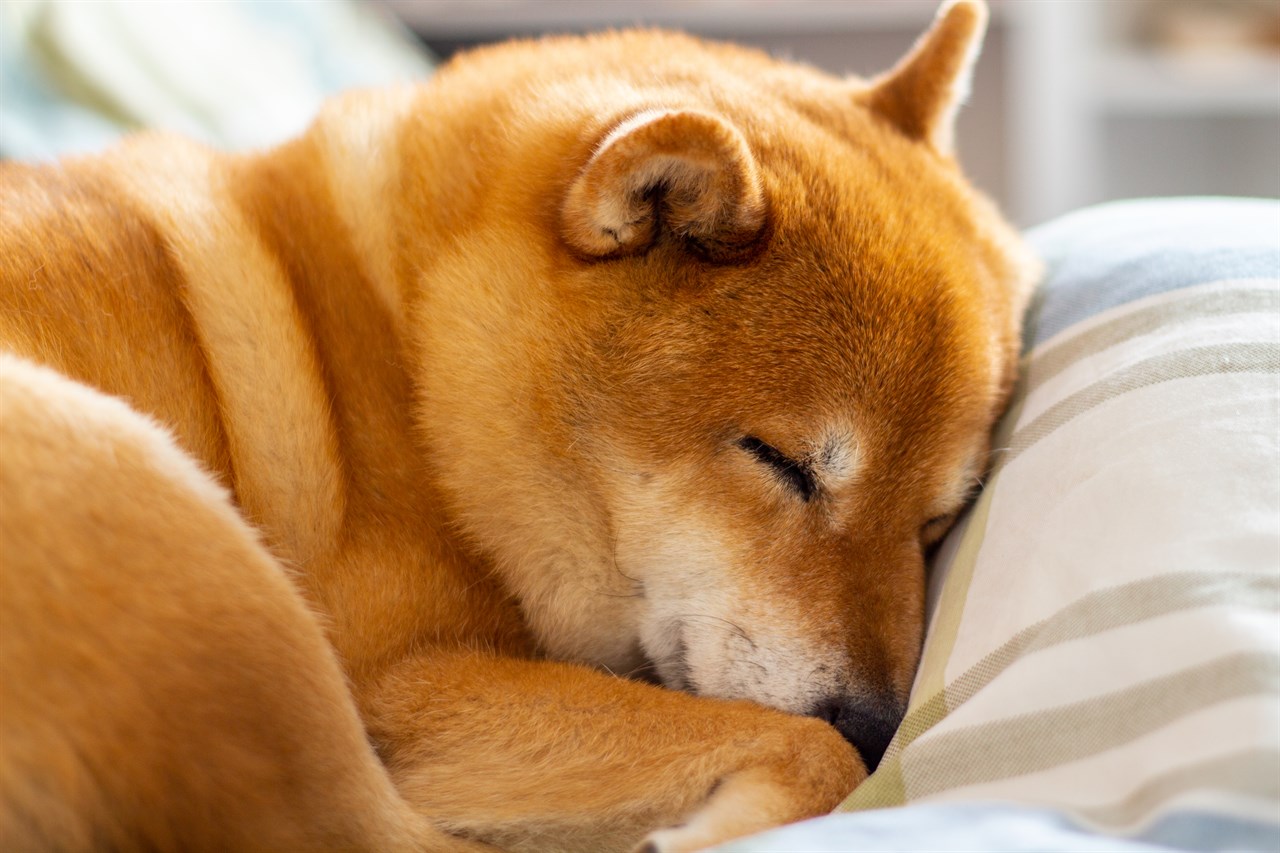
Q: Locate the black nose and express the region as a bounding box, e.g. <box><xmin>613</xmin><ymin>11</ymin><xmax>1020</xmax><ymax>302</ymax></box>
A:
<box><xmin>810</xmin><ymin>695</ymin><xmax>904</xmax><ymax>772</ymax></box>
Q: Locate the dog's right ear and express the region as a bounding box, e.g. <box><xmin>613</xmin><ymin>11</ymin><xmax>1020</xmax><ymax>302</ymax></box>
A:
<box><xmin>561</xmin><ymin>109</ymin><xmax>766</xmax><ymax>261</ymax></box>
<box><xmin>860</xmin><ymin>0</ymin><xmax>987</xmax><ymax>155</ymax></box>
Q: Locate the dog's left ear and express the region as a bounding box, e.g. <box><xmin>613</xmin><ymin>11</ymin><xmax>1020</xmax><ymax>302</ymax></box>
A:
<box><xmin>860</xmin><ymin>0</ymin><xmax>987</xmax><ymax>155</ymax></box>
<box><xmin>561</xmin><ymin>109</ymin><xmax>766</xmax><ymax>261</ymax></box>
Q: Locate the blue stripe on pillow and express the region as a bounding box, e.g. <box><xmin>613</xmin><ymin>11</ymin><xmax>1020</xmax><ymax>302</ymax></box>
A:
<box><xmin>1140</xmin><ymin>812</ymin><xmax>1280</xmax><ymax>853</ymax></box>
<box><xmin>1024</xmin><ymin>198</ymin><xmax>1280</xmax><ymax>349</ymax></box>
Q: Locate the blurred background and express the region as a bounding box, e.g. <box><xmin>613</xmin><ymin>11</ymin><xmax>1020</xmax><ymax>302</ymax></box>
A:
<box><xmin>2</xmin><ymin>0</ymin><xmax>1278</xmax><ymax>227</ymax></box>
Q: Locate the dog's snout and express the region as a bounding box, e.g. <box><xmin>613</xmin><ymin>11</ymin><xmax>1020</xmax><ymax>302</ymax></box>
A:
<box><xmin>810</xmin><ymin>695</ymin><xmax>904</xmax><ymax>773</ymax></box>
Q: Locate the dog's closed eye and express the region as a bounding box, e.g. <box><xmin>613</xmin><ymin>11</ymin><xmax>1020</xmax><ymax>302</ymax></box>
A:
<box><xmin>738</xmin><ymin>436</ymin><xmax>816</xmax><ymax>502</ymax></box>
<box><xmin>920</xmin><ymin>514</ymin><xmax>955</xmax><ymax>546</ymax></box>
<box><xmin>922</xmin><ymin>480</ymin><xmax>983</xmax><ymax>547</ymax></box>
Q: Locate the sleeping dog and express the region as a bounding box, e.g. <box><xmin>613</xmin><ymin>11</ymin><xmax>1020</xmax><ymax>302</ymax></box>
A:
<box><xmin>0</xmin><ymin>2</ymin><xmax>1035</xmax><ymax>850</ymax></box>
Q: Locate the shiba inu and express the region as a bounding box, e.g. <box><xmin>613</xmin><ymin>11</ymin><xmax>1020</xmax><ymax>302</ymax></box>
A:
<box><xmin>0</xmin><ymin>1</ymin><xmax>1036</xmax><ymax>851</ymax></box>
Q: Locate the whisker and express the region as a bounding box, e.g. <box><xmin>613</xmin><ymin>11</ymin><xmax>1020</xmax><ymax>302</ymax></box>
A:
<box><xmin>621</xmin><ymin>660</ymin><xmax>661</xmax><ymax>680</ymax></box>
<box><xmin>676</xmin><ymin>613</ymin><xmax>758</xmax><ymax>652</ymax></box>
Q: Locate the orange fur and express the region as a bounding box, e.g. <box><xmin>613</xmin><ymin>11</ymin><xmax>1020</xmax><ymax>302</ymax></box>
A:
<box><xmin>0</xmin><ymin>3</ymin><xmax>1036</xmax><ymax>851</ymax></box>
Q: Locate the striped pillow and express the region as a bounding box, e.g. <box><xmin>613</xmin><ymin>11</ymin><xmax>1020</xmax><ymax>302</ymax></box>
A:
<box><xmin>837</xmin><ymin>198</ymin><xmax>1280</xmax><ymax>849</ymax></box>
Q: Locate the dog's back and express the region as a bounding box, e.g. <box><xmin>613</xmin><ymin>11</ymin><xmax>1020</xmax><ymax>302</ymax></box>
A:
<box><xmin>0</xmin><ymin>158</ymin><xmax>231</xmax><ymax>473</ymax></box>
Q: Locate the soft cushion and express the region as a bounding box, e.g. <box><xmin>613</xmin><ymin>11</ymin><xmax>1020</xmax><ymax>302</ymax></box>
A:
<box><xmin>723</xmin><ymin>197</ymin><xmax>1280</xmax><ymax>852</ymax></box>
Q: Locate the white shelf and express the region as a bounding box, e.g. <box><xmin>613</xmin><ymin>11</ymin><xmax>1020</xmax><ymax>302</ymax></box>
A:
<box><xmin>379</xmin><ymin>0</ymin><xmax>946</xmax><ymax>38</ymax></box>
<box><xmin>1096</xmin><ymin>52</ymin><xmax>1280</xmax><ymax>116</ymax></box>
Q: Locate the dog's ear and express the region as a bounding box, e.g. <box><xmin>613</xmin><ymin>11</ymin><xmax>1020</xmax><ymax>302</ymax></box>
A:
<box><xmin>561</xmin><ymin>109</ymin><xmax>766</xmax><ymax>261</ymax></box>
<box><xmin>861</xmin><ymin>0</ymin><xmax>987</xmax><ymax>155</ymax></box>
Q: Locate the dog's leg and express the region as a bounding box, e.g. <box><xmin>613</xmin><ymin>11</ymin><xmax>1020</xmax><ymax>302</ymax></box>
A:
<box><xmin>0</xmin><ymin>357</ymin><xmax>488</xmax><ymax>853</ymax></box>
<box><xmin>366</xmin><ymin>650</ymin><xmax>863</xmax><ymax>853</ymax></box>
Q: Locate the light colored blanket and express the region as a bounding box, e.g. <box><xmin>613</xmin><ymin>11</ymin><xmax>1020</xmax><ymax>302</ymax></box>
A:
<box><xmin>0</xmin><ymin>0</ymin><xmax>431</xmax><ymax>159</ymax></box>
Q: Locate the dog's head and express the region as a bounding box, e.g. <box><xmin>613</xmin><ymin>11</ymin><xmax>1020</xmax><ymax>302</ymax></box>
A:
<box><xmin>410</xmin><ymin>0</ymin><xmax>1036</xmax><ymax>770</ymax></box>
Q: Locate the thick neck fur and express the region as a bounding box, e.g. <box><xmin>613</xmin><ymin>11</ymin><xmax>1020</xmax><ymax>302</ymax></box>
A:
<box><xmin>306</xmin><ymin>76</ymin><xmax>655</xmax><ymax>671</ymax></box>
<box><xmin>229</xmin><ymin>132</ymin><xmax>534</xmax><ymax>676</ymax></box>
<box><xmin>239</xmin><ymin>83</ymin><xmax>645</xmax><ymax>676</ymax></box>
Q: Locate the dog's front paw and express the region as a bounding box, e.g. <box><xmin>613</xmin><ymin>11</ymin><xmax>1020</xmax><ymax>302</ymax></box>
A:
<box><xmin>636</xmin><ymin>826</ymin><xmax>716</xmax><ymax>853</ymax></box>
<box><xmin>633</xmin><ymin>716</ymin><xmax>863</xmax><ymax>853</ymax></box>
